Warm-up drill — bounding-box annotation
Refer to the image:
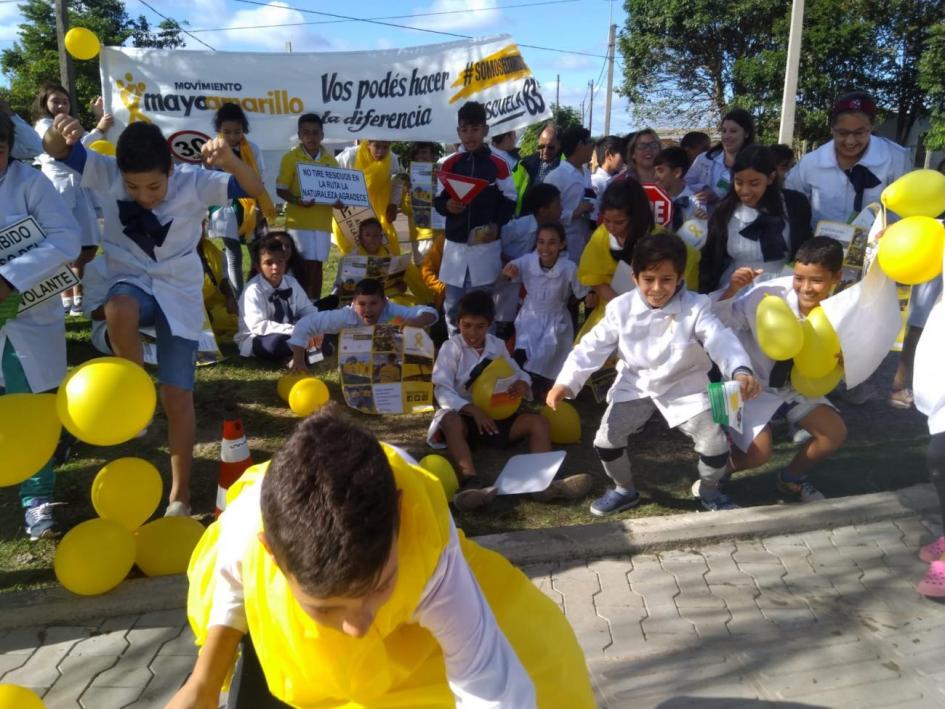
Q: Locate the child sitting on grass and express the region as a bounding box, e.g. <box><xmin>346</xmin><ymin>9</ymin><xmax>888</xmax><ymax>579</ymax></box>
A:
<box><xmin>235</xmin><ymin>234</ymin><xmax>317</xmax><ymax>364</ymax></box>
<box><xmin>714</xmin><ymin>236</ymin><xmax>848</xmax><ymax>503</ymax></box>
<box><xmin>170</xmin><ymin>406</ymin><xmax>595</xmax><ymax>708</ymax></box>
<box><xmin>428</xmin><ymin>290</ymin><xmax>591</xmax><ymax>512</ymax></box>
<box><xmin>548</xmin><ymin>233</ymin><xmax>760</xmax><ymax>516</ymax></box>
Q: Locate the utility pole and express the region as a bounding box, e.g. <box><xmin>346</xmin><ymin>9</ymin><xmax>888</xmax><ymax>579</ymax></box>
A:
<box><xmin>778</xmin><ymin>0</ymin><xmax>805</xmax><ymax>144</ymax></box>
<box><xmin>555</xmin><ymin>74</ymin><xmax>560</xmax><ymax>111</ymax></box>
<box><xmin>588</xmin><ymin>80</ymin><xmax>594</xmax><ymax>133</ymax></box>
<box><xmin>54</xmin><ymin>0</ymin><xmax>77</xmax><ymax>112</ymax></box>
<box><xmin>285</xmin><ymin>41</ymin><xmax>292</xmax><ymax>52</ymax></box>
<box><xmin>604</xmin><ymin>23</ymin><xmax>616</xmax><ymax>136</ymax></box>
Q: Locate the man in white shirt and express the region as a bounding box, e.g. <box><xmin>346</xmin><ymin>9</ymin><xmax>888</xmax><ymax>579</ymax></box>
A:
<box><xmin>545</xmin><ymin>125</ymin><xmax>595</xmax><ymax>262</ymax></box>
<box><xmin>591</xmin><ymin>135</ymin><xmax>625</xmax><ymax>196</ymax></box>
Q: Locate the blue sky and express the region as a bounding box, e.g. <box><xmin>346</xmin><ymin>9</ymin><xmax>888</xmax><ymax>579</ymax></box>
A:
<box><xmin>0</xmin><ymin>0</ymin><xmax>636</xmax><ymax>135</ymax></box>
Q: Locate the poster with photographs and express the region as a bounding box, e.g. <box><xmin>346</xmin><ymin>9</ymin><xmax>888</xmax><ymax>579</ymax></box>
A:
<box><xmin>332</xmin><ymin>203</ymin><xmax>399</xmax><ymax>254</ymax></box>
<box><xmin>336</xmin><ymin>254</ymin><xmax>412</xmax><ymax>304</ymax></box>
<box><xmin>814</xmin><ymin>220</ymin><xmax>870</xmax><ymax>293</ymax></box>
<box><xmin>409</xmin><ymin>162</ymin><xmax>446</xmax><ymax>231</ymax></box>
<box><xmin>338</xmin><ymin>324</ymin><xmax>435</xmax><ymax>415</ymax></box>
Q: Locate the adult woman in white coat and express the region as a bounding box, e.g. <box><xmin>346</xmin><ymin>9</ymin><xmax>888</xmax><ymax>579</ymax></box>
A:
<box><xmin>685</xmin><ymin>108</ymin><xmax>755</xmax><ymax>207</ymax></box>
<box><xmin>32</xmin><ymin>81</ymin><xmax>112</xmax><ymax>315</ymax></box>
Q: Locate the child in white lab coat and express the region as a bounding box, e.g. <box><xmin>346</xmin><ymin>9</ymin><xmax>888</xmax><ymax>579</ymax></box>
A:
<box><xmin>548</xmin><ymin>233</ymin><xmax>760</xmax><ymax>516</ymax></box>
<box><xmin>42</xmin><ymin>114</ymin><xmax>266</xmax><ymax>516</ymax></box>
<box><xmin>0</xmin><ymin>113</ymin><xmax>81</xmax><ymax>538</ymax></box>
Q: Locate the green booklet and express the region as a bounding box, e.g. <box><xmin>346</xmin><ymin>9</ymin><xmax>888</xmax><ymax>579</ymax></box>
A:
<box><xmin>708</xmin><ymin>381</ymin><xmax>744</xmax><ymax>433</ymax></box>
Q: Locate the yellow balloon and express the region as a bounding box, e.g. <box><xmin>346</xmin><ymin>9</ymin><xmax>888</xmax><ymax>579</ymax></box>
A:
<box><xmin>277</xmin><ymin>373</ymin><xmax>312</xmax><ymax>402</ymax></box>
<box><xmin>470</xmin><ymin>357</ymin><xmax>522</xmax><ymax>420</ymax></box>
<box><xmin>288</xmin><ymin>377</ymin><xmax>330</xmax><ymax>417</ymax></box>
<box><xmin>0</xmin><ymin>684</ymin><xmax>44</xmax><ymax>709</ymax></box>
<box><xmin>134</xmin><ymin>516</ymin><xmax>205</xmax><ymax>576</ymax></box>
<box><xmin>755</xmin><ymin>294</ymin><xmax>804</xmax><ymax>360</ymax></box>
<box><xmin>791</xmin><ymin>363</ymin><xmax>844</xmax><ymax>398</ymax></box>
<box><xmin>54</xmin><ymin>518</ymin><xmax>135</xmax><ymax>596</ymax></box>
<box><xmin>418</xmin><ymin>454</ymin><xmax>459</xmax><ymax>501</ymax></box>
<box><xmin>793</xmin><ymin>307</ymin><xmax>841</xmax><ymax>379</ymax></box>
<box><xmin>91</xmin><ymin>458</ymin><xmax>163</xmax><ymax>531</ymax></box>
<box><xmin>88</xmin><ymin>139</ymin><xmax>115</xmax><ymax>156</ymax></box>
<box><xmin>56</xmin><ymin>357</ymin><xmax>157</xmax><ymax>446</ymax></box>
<box><xmin>63</xmin><ymin>27</ymin><xmax>100</xmax><ymax>60</ymax></box>
<box><xmin>540</xmin><ymin>402</ymin><xmax>581</xmax><ymax>444</ymax></box>
<box><xmin>0</xmin><ymin>393</ymin><xmax>61</xmax><ymax>487</ymax></box>
<box><xmin>881</xmin><ymin>169</ymin><xmax>945</xmax><ymax>218</ymax></box>
<box><xmin>876</xmin><ymin>216</ymin><xmax>945</xmax><ymax>285</ymax></box>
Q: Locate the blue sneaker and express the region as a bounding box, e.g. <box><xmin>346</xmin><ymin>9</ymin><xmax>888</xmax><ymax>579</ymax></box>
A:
<box><xmin>697</xmin><ymin>490</ymin><xmax>740</xmax><ymax>511</ymax></box>
<box><xmin>24</xmin><ymin>499</ymin><xmax>59</xmax><ymax>541</ymax></box>
<box><xmin>590</xmin><ymin>488</ymin><xmax>641</xmax><ymax>517</ymax></box>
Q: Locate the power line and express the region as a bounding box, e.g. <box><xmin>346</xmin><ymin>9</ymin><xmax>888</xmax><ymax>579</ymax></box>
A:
<box><xmin>180</xmin><ymin>0</ymin><xmax>581</xmax><ymax>34</ymax></box>
<box><xmin>136</xmin><ymin>0</ymin><xmax>216</xmax><ymax>51</ymax></box>
<box><xmin>226</xmin><ymin>0</ymin><xmax>608</xmax><ymax>59</ymax></box>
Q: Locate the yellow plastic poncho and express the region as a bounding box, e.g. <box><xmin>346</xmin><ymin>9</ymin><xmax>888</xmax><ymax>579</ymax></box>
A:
<box><xmin>575</xmin><ymin>224</ymin><xmax>701</xmax><ymax>341</ymax></box>
<box><xmin>187</xmin><ymin>446</ymin><xmax>594</xmax><ymax>708</ymax></box>
<box><xmin>333</xmin><ymin>142</ymin><xmax>402</xmax><ymax>256</ymax></box>
<box><xmin>198</xmin><ymin>238</ymin><xmax>237</xmax><ymax>339</ymax></box>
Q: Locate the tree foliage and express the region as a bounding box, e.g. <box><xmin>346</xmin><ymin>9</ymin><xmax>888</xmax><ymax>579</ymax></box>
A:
<box><xmin>518</xmin><ymin>104</ymin><xmax>583</xmax><ymax>157</ymax></box>
<box><xmin>0</xmin><ymin>0</ymin><xmax>183</xmax><ymax>127</ymax></box>
<box><xmin>618</xmin><ymin>0</ymin><xmax>945</xmax><ymax>146</ymax></box>
<box><xmin>918</xmin><ymin>23</ymin><xmax>945</xmax><ymax>151</ymax></box>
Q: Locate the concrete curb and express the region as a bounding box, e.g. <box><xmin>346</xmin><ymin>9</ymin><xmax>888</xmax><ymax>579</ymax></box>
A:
<box><xmin>1</xmin><ymin>483</ymin><xmax>937</xmax><ymax>630</ymax></box>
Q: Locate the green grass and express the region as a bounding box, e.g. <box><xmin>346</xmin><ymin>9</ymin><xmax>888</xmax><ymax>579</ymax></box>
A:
<box><xmin>0</xmin><ymin>240</ymin><xmax>933</xmax><ymax>591</ymax></box>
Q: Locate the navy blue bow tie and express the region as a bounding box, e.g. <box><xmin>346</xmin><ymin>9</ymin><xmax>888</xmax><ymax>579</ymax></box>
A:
<box><xmin>269</xmin><ymin>287</ymin><xmax>294</xmax><ymax>323</ymax></box>
<box><xmin>844</xmin><ymin>164</ymin><xmax>881</xmax><ymax>212</ymax></box>
<box><xmin>672</xmin><ymin>196</ymin><xmax>690</xmax><ymax>230</ymax></box>
<box><xmin>117</xmin><ymin>200</ymin><xmax>172</xmax><ymax>261</ymax></box>
<box><xmin>740</xmin><ymin>213</ymin><xmax>787</xmax><ymax>262</ymax></box>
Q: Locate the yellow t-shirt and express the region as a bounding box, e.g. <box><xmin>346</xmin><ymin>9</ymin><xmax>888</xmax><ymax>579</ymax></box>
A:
<box><xmin>276</xmin><ymin>145</ymin><xmax>338</xmax><ymax>232</ymax></box>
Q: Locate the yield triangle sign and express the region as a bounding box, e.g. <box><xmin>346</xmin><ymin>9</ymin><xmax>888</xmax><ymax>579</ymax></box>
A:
<box><xmin>438</xmin><ymin>172</ymin><xmax>489</xmax><ymax>205</ymax></box>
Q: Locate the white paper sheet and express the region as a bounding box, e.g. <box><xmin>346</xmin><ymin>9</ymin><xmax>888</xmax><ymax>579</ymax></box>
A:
<box><xmin>493</xmin><ymin>451</ymin><xmax>567</xmax><ymax>496</ymax></box>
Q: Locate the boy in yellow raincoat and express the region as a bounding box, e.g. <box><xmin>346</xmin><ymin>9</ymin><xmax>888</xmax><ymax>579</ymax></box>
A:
<box><xmin>170</xmin><ymin>406</ymin><xmax>594</xmax><ymax>708</ymax></box>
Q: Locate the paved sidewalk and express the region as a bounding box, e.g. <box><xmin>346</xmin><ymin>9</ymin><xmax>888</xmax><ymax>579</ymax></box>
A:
<box><xmin>1</xmin><ymin>516</ymin><xmax>943</xmax><ymax>708</ymax></box>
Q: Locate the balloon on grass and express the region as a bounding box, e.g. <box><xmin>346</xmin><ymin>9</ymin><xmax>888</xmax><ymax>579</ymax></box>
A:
<box><xmin>64</xmin><ymin>27</ymin><xmax>100</xmax><ymax>60</ymax></box>
<box><xmin>288</xmin><ymin>377</ymin><xmax>329</xmax><ymax>417</ymax></box>
<box><xmin>418</xmin><ymin>454</ymin><xmax>459</xmax><ymax>501</ymax></box>
<box><xmin>56</xmin><ymin>357</ymin><xmax>156</xmax><ymax>446</ymax></box>
<box><xmin>755</xmin><ymin>295</ymin><xmax>804</xmax><ymax>361</ymax></box>
<box><xmin>54</xmin><ymin>518</ymin><xmax>135</xmax><ymax>596</ymax></box>
<box><xmin>0</xmin><ymin>393</ymin><xmax>60</xmax><ymax>487</ymax></box>
<box><xmin>277</xmin><ymin>373</ymin><xmax>312</xmax><ymax>402</ymax></box>
<box><xmin>876</xmin><ymin>216</ymin><xmax>945</xmax><ymax>285</ymax></box>
<box><xmin>470</xmin><ymin>358</ymin><xmax>522</xmax><ymax>420</ymax></box>
<box><xmin>91</xmin><ymin>458</ymin><xmax>162</xmax><ymax>530</ymax></box>
<box><xmin>134</xmin><ymin>517</ymin><xmax>205</xmax><ymax>576</ymax></box>
<box><xmin>540</xmin><ymin>402</ymin><xmax>581</xmax><ymax>444</ymax></box>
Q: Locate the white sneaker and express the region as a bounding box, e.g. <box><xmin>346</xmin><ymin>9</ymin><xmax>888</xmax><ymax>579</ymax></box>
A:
<box><xmin>61</xmin><ymin>296</ymin><xmax>73</xmax><ymax>313</ymax></box>
<box><xmin>164</xmin><ymin>501</ymin><xmax>192</xmax><ymax>517</ymax></box>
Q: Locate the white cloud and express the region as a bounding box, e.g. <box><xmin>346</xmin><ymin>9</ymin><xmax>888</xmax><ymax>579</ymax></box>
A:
<box><xmin>0</xmin><ymin>4</ymin><xmax>25</xmax><ymax>43</ymax></box>
<box><xmin>173</xmin><ymin>1</ymin><xmax>334</xmax><ymax>52</ymax></box>
<box><xmin>408</xmin><ymin>0</ymin><xmax>503</xmax><ymax>33</ymax></box>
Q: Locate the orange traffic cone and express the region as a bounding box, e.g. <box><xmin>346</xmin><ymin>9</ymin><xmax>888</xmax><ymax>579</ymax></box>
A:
<box><xmin>217</xmin><ymin>411</ymin><xmax>252</xmax><ymax>517</ymax></box>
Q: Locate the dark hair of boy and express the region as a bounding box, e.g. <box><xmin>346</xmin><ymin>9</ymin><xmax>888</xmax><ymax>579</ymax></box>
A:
<box><xmin>260</xmin><ymin>405</ymin><xmax>400</xmax><ymax>597</ymax></box>
<box><xmin>595</xmin><ymin>135</ymin><xmax>624</xmax><ymax>166</ymax></box>
<box><xmin>599</xmin><ymin>178</ymin><xmax>655</xmax><ymax>263</ymax></box>
<box><xmin>409</xmin><ymin>141</ymin><xmax>436</xmax><ymax>160</ymax></box>
<box><xmin>560</xmin><ymin>126</ymin><xmax>591</xmax><ymax>158</ymax></box>
<box><xmin>520</xmin><ymin>182</ymin><xmax>560</xmax><ymax>216</ymax></box>
<box><xmin>298</xmin><ymin>113</ymin><xmax>324</xmax><ymax>130</ymax></box>
<box><xmin>631</xmin><ymin>232</ymin><xmax>688</xmax><ymax>277</ymax></box>
<box><xmin>116</xmin><ymin>122</ymin><xmax>173</xmax><ymax>175</ymax></box>
<box><xmin>769</xmin><ymin>143</ymin><xmax>795</xmax><ymax>166</ymax></box>
<box><xmin>456</xmin><ymin>288</ymin><xmax>494</xmax><ymax>323</ymax></box>
<box><xmin>707</xmin><ymin>109</ymin><xmax>756</xmax><ymax>159</ymax></box>
<box><xmin>214</xmin><ymin>102</ymin><xmax>249</xmax><ymax>133</ymax></box>
<box><xmin>357</xmin><ymin>217</ymin><xmax>383</xmax><ymax>235</ymax></box>
<box><xmin>31</xmin><ymin>80</ymin><xmax>69</xmax><ymax>121</ymax></box>
<box><xmin>537</xmin><ymin>221</ymin><xmax>566</xmax><ymax>244</ymax></box>
<box><xmin>0</xmin><ymin>113</ymin><xmax>15</xmax><ymax>152</ymax></box>
<box><xmin>491</xmin><ymin>130</ymin><xmax>515</xmax><ymax>146</ymax></box>
<box><xmin>354</xmin><ymin>278</ymin><xmax>385</xmax><ymax>298</ymax></box>
<box><xmin>457</xmin><ymin>101</ymin><xmax>487</xmax><ymax>126</ymax></box>
<box><xmin>251</xmin><ymin>234</ymin><xmax>286</xmax><ymax>263</ymax></box>
<box><xmin>680</xmin><ymin>131</ymin><xmax>710</xmax><ymax>153</ymax></box>
<box><xmin>794</xmin><ymin>236</ymin><xmax>844</xmax><ymax>273</ymax></box>
<box><xmin>653</xmin><ymin>146</ymin><xmax>690</xmax><ymax>173</ymax></box>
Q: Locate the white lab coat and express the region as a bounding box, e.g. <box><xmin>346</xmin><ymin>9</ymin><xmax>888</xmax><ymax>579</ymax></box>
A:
<box><xmin>235</xmin><ymin>273</ymin><xmax>317</xmax><ymax>357</ymax></box>
<box><xmin>427</xmin><ymin>333</ymin><xmax>531</xmax><ymax>448</ymax></box>
<box><xmin>684</xmin><ymin>150</ymin><xmax>730</xmax><ymax>200</ymax></box>
<box><xmin>544</xmin><ymin>160</ymin><xmax>592</xmax><ymax>262</ymax></box>
<box><xmin>915</xmin><ymin>252</ymin><xmax>945</xmax><ymax>435</ymax></box>
<box><xmin>507</xmin><ymin>252</ymin><xmax>588</xmax><ymax>380</ymax></box>
<box><xmin>555</xmin><ymin>287</ymin><xmax>751</xmax><ymax>428</ymax></box>
<box><xmin>0</xmin><ymin>160</ymin><xmax>81</xmax><ymax>392</ymax></box>
<box><xmin>207</xmin><ymin>139</ymin><xmax>266</xmax><ymax>240</ymax></box>
<box><xmin>74</xmin><ymin>147</ymin><xmax>232</xmax><ymax>342</ymax></box>
<box><xmin>34</xmin><ymin>118</ymin><xmax>104</xmax><ymax>247</ymax></box>
<box><xmin>785</xmin><ymin>137</ymin><xmax>912</xmax><ymax>227</ymax></box>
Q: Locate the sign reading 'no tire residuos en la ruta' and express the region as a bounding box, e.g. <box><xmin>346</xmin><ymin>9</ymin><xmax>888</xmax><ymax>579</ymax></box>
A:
<box><xmin>98</xmin><ymin>36</ymin><xmax>552</xmax><ymax>150</ymax></box>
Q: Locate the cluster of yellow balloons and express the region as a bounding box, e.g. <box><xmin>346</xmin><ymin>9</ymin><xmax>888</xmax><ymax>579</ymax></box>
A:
<box><xmin>277</xmin><ymin>374</ymin><xmax>331</xmax><ymax>416</ymax></box>
<box><xmin>64</xmin><ymin>27</ymin><xmax>100</xmax><ymax>60</ymax></box>
<box><xmin>878</xmin><ymin>170</ymin><xmax>945</xmax><ymax>285</ymax></box>
<box><xmin>0</xmin><ymin>683</ymin><xmax>44</xmax><ymax>708</ymax></box>
<box><xmin>756</xmin><ymin>295</ymin><xmax>843</xmax><ymax>397</ymax></box>
<box><xmin>470</xmin><ymin>358</ymin><xmax>522</xmax><ymax>420</ymax></box>
<box><xmin>56</xmin><ymin>457</ymin><xmax>204</xmax><ymax>595</ymax></box>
